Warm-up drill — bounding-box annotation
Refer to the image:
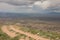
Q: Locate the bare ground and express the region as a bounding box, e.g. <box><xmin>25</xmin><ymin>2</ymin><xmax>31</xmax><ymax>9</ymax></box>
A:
<box><xmin>1</xmin><ymin>25</ymin><xmax>50</xmax><ymax>40</ymax></box>
<box><xmin>1</xmin><ymin>25</ymin><xmax>17</xmax><ymax>38</ymax></box>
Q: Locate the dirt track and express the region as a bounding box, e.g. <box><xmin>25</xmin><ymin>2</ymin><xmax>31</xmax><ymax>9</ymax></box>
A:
<box><xmin>1</xmin><ymin>25</ymin><xmax>50</xmax><ymax>40</ymax></box>
<box><xmin>1</xmin><ymin>25</ymin><xmax>17</xmax><ymax>38</ymax></box>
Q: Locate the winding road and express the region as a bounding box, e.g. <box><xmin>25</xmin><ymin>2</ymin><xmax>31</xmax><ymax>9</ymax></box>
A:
<box><xmin>1</xmin><ymin>25</ymin><xmax>50</xmax><ymax>40</ymax></box>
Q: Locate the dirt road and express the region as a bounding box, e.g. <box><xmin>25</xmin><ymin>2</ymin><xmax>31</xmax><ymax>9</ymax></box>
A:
<box><xmin>9</xmin><ymin>25</ymin><xmax>49</xmax><ymax>40</ymax></box>
<box><xmin>1</xmin><ymin>25</ymin><xmax>17</xmax><ymax>38</ymax></box>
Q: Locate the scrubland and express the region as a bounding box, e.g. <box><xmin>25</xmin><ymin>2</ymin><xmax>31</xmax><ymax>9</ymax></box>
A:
<box><xmin>0</xmin><ymin>18</ymin><xmax>60</xmax><ymax>40</ymax></box>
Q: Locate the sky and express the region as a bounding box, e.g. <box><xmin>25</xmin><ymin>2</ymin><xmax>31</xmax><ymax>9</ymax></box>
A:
<box><xmin>0</xmin><ymin>0</ymin><xmax>60</xmax><ymax>13</ymax></box>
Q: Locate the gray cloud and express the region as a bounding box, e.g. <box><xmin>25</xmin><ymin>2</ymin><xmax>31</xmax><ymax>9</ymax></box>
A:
<box><xmin>0</xmin><ymin>0</ymin><xmax>41</xmax><ymax>6</ymax></box>
<box><xmin>32</xmin><ymin>0</ymin><xmax>60</xmax><ymax>13</ymax></box>
<box><xmin>0</xmin><ymin>0</ymin><xmax>60</xmax><ymax>13</ymax></box>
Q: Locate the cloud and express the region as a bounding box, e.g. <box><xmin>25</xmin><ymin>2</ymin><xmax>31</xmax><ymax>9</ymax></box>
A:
<box><xmin>0</xmin><ymin>0</ymin><xmax>40</xmax><ymax>6</ymax></box>
<box><xmin>32</xmin><ymin>0</ymin><xmax>60</xmax><ymax>13</ymax></box>
<box><xmin>0</xmin><ymin>2</ymin><xmax>36</xmax><ymax>13</ymax></box>
<box><xmin>33</xmin><ymin>1</ymin><xmax>50</xmax><ymax>9</ymax></box>
<box><xmin>0</xmin><ymin>2</ymin><xmax>15</xmax><ymax>10</ymax></box>
<box><xmin>0</xmin><ymin>0</ymin><xmax>36</xmax><ymax>13</ymax></box>
<box><xmin>32</xmin><ymin>0</ymin><xmax>51</xmax><ymax>13</ymax></box>
<box><xmin>0</xmin><ymin>0</ymin><xmax>60</xmax><ymax>13</ymax></box>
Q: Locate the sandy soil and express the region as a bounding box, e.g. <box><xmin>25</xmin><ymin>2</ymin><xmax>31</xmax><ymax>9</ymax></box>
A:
<box><xmin>1</xmin><ymin>25</ymin><xmax>50</xmax><ymax>40</ymax></box>
<box><xmin>19</xmin><ymin>37</ymin><xmax>30</xmax><ymax>40</ymax></box>
<box><xmin>19</xmin><ymin>39</ymin><xmax>24</xmax><ymax>40</ymax></box>
<box><xmin>9</xmin><ymin>25</ymin><xmax>49</xmax><ymax>40</ymax></box>
<box><xmin>1</xmin><ymin>25</ymin><xmax>17</xmax><ymax>38</ymax></box>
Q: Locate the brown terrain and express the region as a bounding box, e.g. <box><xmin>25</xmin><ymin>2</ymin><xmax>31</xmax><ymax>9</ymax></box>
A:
<box><xmin>0</xmin><ymin>18</ymin><xmax>60</xmax><ymax>40</ymax></box>
<box><xmin>1</xmin><ymin>25</ymin><xmax>50</xmax><ymax>40</ymax></box>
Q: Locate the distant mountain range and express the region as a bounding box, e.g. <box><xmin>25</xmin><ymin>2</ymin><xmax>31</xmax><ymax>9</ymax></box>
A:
<box><xmin>0</xmin><ymin>12</ymin><xmax>60</xmax><ymax>21</ymax></box>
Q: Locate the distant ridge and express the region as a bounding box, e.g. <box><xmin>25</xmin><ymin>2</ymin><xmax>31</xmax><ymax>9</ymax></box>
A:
<box><xmin>0</xmin><ymin>12</ymin><xmax>60</xmax><ymax>22</ymax></box>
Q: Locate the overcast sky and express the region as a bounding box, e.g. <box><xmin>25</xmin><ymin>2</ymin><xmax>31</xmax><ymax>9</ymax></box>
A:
<box><xmin>0</xmin><ymin>0</ymin><xmax>60</xmax><ymax>13</ymax></box>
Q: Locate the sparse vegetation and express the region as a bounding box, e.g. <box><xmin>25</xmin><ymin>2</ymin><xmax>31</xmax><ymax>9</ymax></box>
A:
<box><xmin>0</xmin><ymin>18</ymin><xmax>60</xmax><ymax>40</ymax></box>
<box><xmin>0</xmin><ymin>27</ymin><xmax>11</xmax><ymax>40</ymax></box>
<box><xmin>17</xmin><ymin>25</ymin><xmax>60</xmax><ymax>40</ymax></box>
